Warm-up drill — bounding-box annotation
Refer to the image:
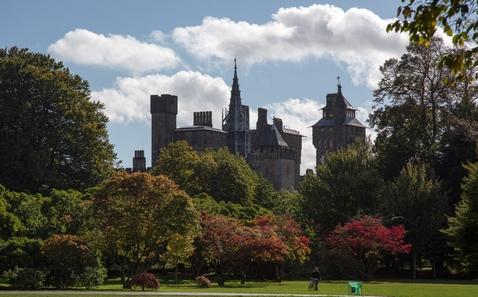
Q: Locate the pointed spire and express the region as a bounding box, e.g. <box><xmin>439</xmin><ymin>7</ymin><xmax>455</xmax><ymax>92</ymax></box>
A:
<box><xmin>233</xmin><ymin>57</ymin><xmax>239</xmax><ymax>85</ymax></box>
<box><xmin>337</xmin><ymin>76</ymin><xmax>342</xmax><ymax>94</ymax></box>
<box><xmin>231</xmin><ymin>57</ymin><xmax>240</xmax><ymax>98</ymax></box>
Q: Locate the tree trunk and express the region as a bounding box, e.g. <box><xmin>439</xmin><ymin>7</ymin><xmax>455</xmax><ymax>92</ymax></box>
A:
<box><xmin>240</xmin><ymin>270</ymin><xmax>246</xmax><ymax>285</ymax></box>
<box><xmin>175</xmin><ymin>264</ymin><xmax>179</xmax><ymax>283</ymax></box>
<box><xmin>216</xmin><ymin>262</ymin><xmax>225</xmax><ymax>287</ymax></box>
<box><xmin>275</xmin><ymin>263</ymin><xmax>284</xmax><ymax>282</ymax></box>
<box><xmin>412</xmin><ymin>249</ymin><xmax>417</xmax><ymax>280</ymax></box>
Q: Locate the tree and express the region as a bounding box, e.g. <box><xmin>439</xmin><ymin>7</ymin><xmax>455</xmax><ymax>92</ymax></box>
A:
<box><xmin>370</xmin><ymin>37</ymin><xmax>478</xmax><ymax>206</ymax></box>
<box><xmin>199</xmin><ymin>214</ymin><xmax>241</xmax><ymax>286</ymax></box>
<box><xmin>153</xmin><ymin>141</ymin><xmax>208</xmax><ymax>196</ymax></box>
<box><xmin>370</xmin><ymin>38</ymin><xmax>462</xmax><ymax>178</ymax></box>
<box><xmin>0</xmin><ymin>47</ymin><xmax>115</xmax><ymax>193</ymax></box>
<box><xmin>198</xmin><ymin>214</ymin><xmax>309</xmax><ymax>285</ymax></box>
<box><xmin>326</xmin><ymin>215</ymin><xmax>411</xmax><ymax>280</ymax></box>
<box><xmin>446</xmin><ymin>162</ymin><xmax>478</xmax><ymax>277</ymax></box>
<box><xmin>42</xmin><ymin>234</ymin><xmax>105</xmax><ymax>288</ymax></box>
<box><xmin>388</xmin><ymin>0</ymin><xmax>478</xmax><ymax>75</ymax></box>
<box><xmin>163</xmin><ymin>233</ymin><xmax>195</xmax><ymax>283</ymax></box>
<box><xmin>253</xmin><ymin>215</ymin><xmax>311</xmax><ymax>281</ymax></box>
<box><xmin>381</xmin><ymin>163</ymin><xmax>447</xmax><ymax>279</ymax></box>
<box><xmin>208</xmin><ymin>148</ymin><xmax>259</xmax><ymax>204</ymax></box>
<box><xmin>299</xmin><ymin>140</ymin><xmax>383</xmax><ymax>235</ymax></box>
<box><xmin>154</xmin><ymin>142</ymin><xmax>260</xmax><ymax>205</ymax></box>
<box><xmin>92</xmin><ymin>172</ymin><xmax>200</xmax><ymax>287</ymax></box>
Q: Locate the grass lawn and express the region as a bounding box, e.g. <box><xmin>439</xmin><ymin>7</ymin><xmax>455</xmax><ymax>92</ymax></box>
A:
<box><xmin>1</xmin><ymin>279</ymin><xmax>477</xmax><ymax>297</ymax></box>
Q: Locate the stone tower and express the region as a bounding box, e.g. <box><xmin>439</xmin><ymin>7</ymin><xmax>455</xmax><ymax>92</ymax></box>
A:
<box><xmin>252</xmin><ymin>108</ymin><xmax>297</xmax><ymax>189</ymax></box>
<box><xmin>222</xmin><ymin>59</ymin><xmax>251</xmax><ymax>157</ymax></box>
<box><xmin>150</xmin><ymin>94</ymin><xmax>178</xmax><ymax>167</ymax></box>
<box><xmin>312</xmin><ymin>78</ymin><xmax>366</xmax><ymax>166</ymax></box>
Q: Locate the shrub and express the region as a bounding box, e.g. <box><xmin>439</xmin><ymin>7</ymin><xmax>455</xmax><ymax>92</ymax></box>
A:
<box><xmin>42</xmin><ymin>234</ymin><xmax>104</xmax><ymax>288</ymax></box>
<box><xmin>77</xmin><ymin>266</ymin><xmax>107</xmax><ymax>289</ymax></box>
<box><xmin>195</xmin><ymin>275</ymin><xmax>211</xmax><ymax>288</ymax></box>
<box><xmin>130</xmin><ymin>272</ymin><xmax>160</xmax><ymax>291</ymax></box>
<box><xmin>2</xmin><ymin>267</ymin><xmax>46</xmax><ymax>289</ymax></box>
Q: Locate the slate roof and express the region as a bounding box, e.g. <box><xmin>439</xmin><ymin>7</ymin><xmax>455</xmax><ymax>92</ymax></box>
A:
<box><xmin>282</xmin><ymin>127</ymin><xmax>304</xmax><ymax>136</ymax></box>
<box><xmin>345</xmin><ymin>118</ymin><xmax>366</xmax><ymax>128</ymax></box>
<box><xmin>176</xmin><ymin>126</ymin><xmax>227</xmax><ymax>133</ymax></box>
<box><xmin>260</xmin><ymin>124</ymin><xmax>289</xmax><ymax>147</ymax></box>
<box><xmin>312</xmin><ymin>118</ymin><xmax>336</xmax><ymax>127</ymax></box>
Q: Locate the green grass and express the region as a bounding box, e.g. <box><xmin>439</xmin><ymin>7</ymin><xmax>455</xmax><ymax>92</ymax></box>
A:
<box><xmin>0</xmin><ymin>279</ymin><xmax>477</xmax><ymax>297</ymax></box>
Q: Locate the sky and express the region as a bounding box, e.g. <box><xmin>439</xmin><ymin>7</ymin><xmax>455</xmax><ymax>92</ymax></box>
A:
<box><xmin>1</xmin><ymin>0</ymin><xmax>408</xmax><ymax>172</ymax></box>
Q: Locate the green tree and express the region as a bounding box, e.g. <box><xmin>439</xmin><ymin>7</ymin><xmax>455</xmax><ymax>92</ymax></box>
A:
<box><xmin>381</xmin><ymin>163</ymin><xmax>447</xmax><ymax>279</ymax></box>
<box><xmin>388</xmin><ymin>0</ymin><xmax>478</xmax><ymax>75</ymax></box>
<box><xmin>208</xmin><ymin>148</ymin><xmax>259</xmax><ymax>204</ymax></box>
<box><xmin>370</xmin><ymin>38</ymin><xmax>462</xmax><ymax>179</ymax></box>
<box><xmin>299</xmin><ymin>140</ymin><xmax>383</xmax><ymax>235</ymax></box>
<box><xmin>92</xmin><ymin>172</ymin><xmax>200</xmax><ymax>287</ymax></box>
<box><xmin>162</xmin><ymin>233</ymin><xmax>195</xmax><ymax>283</ymax></box>
<box><xmin>153</xmin><ymin>141</ymin><xmax>208</xmax><ymax>195</ymax></box>
<box><xmin>154</xmin><ymin>142</ymin><xmax>260</xmax><ymax>204</ymax></box>
<box><xmin>446</xmin><ymin>162</ymin><xmax>478</xmax><ymax>277</ymax></box>
<box><xmin>370</xmin><ymin>38</ymin><xmax>478</xmax><ymax>207</ymax></box>
<box><xmin>0</xmin><ymin>47</ymin><xmax>115</xmax><ymax>193</ymax></box>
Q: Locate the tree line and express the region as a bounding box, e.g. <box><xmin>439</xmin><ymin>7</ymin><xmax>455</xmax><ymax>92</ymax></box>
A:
<box><xmin>0</xmin><ymin>32</ymin><xmax>478</xmax><ymax>289</ymax></box>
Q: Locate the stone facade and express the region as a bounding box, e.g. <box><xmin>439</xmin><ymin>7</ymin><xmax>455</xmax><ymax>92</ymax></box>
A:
<box><xmin>312</xmin><ymin>81</ymin><xmax>366</xmax><ymax>167</ymax></box>
<box><xmin>149</xmin><ymin>61</ymin><xmax>303</xmax><ymax>189</ymax></box>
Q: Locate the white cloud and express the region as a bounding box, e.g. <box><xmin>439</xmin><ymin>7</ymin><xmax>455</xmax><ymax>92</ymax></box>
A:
<box><xmin>49</xmin><ymin>28</ymin><xmax>181</xmax><ymax>73</ymax></box>
<box><xmin>91</xmin><ymin>71</ymin><xmax>230</xmax><ymax>127</ymax></box>
<box><xmin>171</xmin><ymin>4</ymin><xmax>409</xmax><ymax>88</ymax></box>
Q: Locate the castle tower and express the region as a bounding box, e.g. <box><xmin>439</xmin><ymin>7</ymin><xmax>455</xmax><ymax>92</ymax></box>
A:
<box><xmin>222</xmin><ymin>58</ymin><xmax>251</xmax><ymax>157</ymax></box>
<box><xmin>151</xmin><ymin>94</ymin><xmax>178</xmax><ymax>167</ymax></box>
<box><xmin>312</xmin><ymin>78</ymin><xmax>366</xmax><ymax>166</ymax></box>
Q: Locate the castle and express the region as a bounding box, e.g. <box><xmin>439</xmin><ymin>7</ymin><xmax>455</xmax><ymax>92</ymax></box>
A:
<box><xmin>129</xmin><ymin>63</ymin><xmax>365</xmax><ymax>189</ymax></box>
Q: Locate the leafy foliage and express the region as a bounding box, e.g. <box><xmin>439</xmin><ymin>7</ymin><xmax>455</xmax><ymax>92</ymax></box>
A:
<box><xmin>0</xmin><ymin>237</ymin><xmax>43</xmax><ymax>272</ymax></box>
<box><xmin>299</xmin><ymin>140</ymin><xmax>383</xmax><ymax>235</ymax></box>
<box><xmin>154</xmin><ymin>141</ymin><xmax>261</xmax><ymax>204</ymax></box>
<box><xmin>369</xmin><ymin>38</ymin><xmax>474</xmax><ymax>179</ymax></box>
<box><xmin>0</xmin><ymin>47</ymin><xmax>115</xmax><ymax>193</ymax></box>
<box><xmin>197</xmin><ymin>214</ymin><xmax>310</xmax><ymax>285</ymax></box>
<box><xmin>92</xmin><ymin>172</ymin><xmax>200</xmax><ymax>285</ymax></box>
<box><xmin>446</xmin><ymin>162</ymin><xmax>478</xmax><ymax>277</ymax></box>
<box><xmin>2</xmin><ymin>267</ymin><xmax>46</xmax><ymax>289</ymax></box>
<box><xmin>388</xmin><ymin>0</ymin><xmax>478</xmax><ymax>75</ymax></box>
<box><xmin>326</xmin><ymin>215</ymin><xmax>411</xmax><ymax>279</ymax></box>
<box><xmin>130</xmin><ymin>272</ymin><xmax>160</xmax><ymax>290</ymax></box>
<box><xmin>381</xmin><ymin>163</ymin><xmax>447</xmax><ymax>278</ymax></box>
<box><xmin>42</xmin><ymin>234</ymin><xmax>104</xmax><ymax>288</ymax></box>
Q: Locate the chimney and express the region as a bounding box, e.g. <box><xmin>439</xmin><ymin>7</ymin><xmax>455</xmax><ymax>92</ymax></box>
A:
<box><xmin>273</xmin><ymin>117</ymin><xmax>283</xmax><ymax>132</ymax></box>
<box><xmin>193</xmin><ymin>111</ymin><xmax>213</xmax><ymax>127</ymax></box>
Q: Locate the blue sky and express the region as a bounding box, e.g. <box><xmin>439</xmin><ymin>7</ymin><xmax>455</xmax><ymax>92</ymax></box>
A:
<box><xmin>2</xmin><ymin>0</ymin><xmax>407</xmax><ymax>171</ymax></box>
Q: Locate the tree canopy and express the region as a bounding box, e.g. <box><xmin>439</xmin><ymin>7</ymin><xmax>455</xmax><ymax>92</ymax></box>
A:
<box><xmin>388</xmin><ymin>0</ymin><xmax>478</xmax><ymax>75</ymax></box>
<box><xmin>0</xmin><ymin>47</ymin><xmax>115</xmax><ymax>193</ymax></box>
<box><xmin>446</xmin><ymin>162</ymin><xmax>478</xmax><ymax>277</ymax></box>
<box><xmin>92</xmin><ymin>172</ymin><xmax>200</xmax><ymax>286</ymax></box>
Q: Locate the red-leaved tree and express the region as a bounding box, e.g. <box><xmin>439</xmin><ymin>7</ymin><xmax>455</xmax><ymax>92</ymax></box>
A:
<box><xmin>254</xmin><ymin>215</ymin><xmax>311</xmax><ymax>281</ymax></box>
<box><xmin>199</xmin><ymin>214</ymin><xmax>310</xmax><ymax>285</ymax></box>
<box><xmin>326</xmin><ymin>215</ymin><xmax>411</xmax><ymax>279</ymax></box>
